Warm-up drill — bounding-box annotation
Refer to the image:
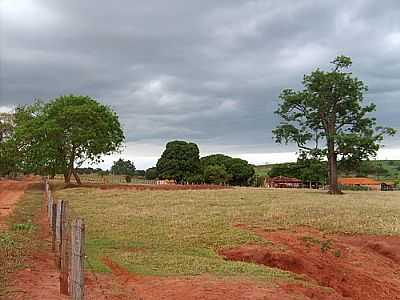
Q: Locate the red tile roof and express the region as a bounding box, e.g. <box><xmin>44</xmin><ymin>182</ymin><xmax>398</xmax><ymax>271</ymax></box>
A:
<box><xmin>269</xmin><ymin>176</ymin><xmax>302</xmax><ymax>183</ymax></box>
<box><xmin>338</xmin><ymin>177</ymin><xmax>382</xmax><ymax>186</ymax></box>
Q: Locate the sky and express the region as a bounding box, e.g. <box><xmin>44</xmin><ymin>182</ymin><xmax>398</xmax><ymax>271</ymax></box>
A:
<box><xmin>1</xmin><ymin>0</ymin><xmax>399</xmax><ymax>170</ymax></box>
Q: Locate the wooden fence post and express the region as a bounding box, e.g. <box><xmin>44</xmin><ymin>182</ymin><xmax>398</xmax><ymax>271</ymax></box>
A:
<box><xmin>55</xmin><ymin>200</ymin><xmax>64</xmax><ymax>269</ymax></box>
<box><xmin>51</xmin><ymin>202</ymin><xmax>57</xmax><ymax>251</ymax></box>
<box><xmin>48</xmin><ymin>191</ymin><xmax>53</xmax><ymax>223</ymax></box>
<box><xmin>60</xmin><ymin>201</ymin><xmax>69</xmax><ymax>295</ymax></box>
<box><xmin>71</xmin><ymin>218</ymin><xmax>85</xmax><ymax>300</ymax></box>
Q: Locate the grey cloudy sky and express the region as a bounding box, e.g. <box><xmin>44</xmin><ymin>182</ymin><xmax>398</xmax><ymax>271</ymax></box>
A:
<box><xmin>1</xmin><ymin>0</ymin><xmax>399</xmax><ymax>169</ymax></box>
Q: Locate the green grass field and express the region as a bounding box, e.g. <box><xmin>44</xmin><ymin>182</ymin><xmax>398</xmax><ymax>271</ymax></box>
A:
<box><xmin>55</xmin><ymin>186</ymin><xmax>400</xmax><ymax>282</ymax></box>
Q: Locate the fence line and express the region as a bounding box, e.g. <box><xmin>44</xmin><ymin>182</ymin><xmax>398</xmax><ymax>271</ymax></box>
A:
<box><xmin>44</xmin><ymin>178</ymin><xmax>85</xmax><ymax>299</ymax></box>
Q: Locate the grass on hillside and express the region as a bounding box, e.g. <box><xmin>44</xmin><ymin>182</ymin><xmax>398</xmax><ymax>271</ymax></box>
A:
<box><xmin>55</xmin><ymin>187</ymin><xmax>400</xmax><ymax>281</ymax></box>
<box><xmin>0</xmin><ymin>184</ymin><xmax>43</xmax><ymax>297</ymax></box>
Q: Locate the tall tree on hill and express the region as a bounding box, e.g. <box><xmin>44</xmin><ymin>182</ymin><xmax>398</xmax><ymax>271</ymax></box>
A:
<box><xmin>14</xmin><ymin>95</ymin><xmax>124</xmax><ymax>184</ymax></box>
<box><xmin>156</xmin><ymin>140</ymin><xmax>201</xmax><ymax>183</ymax></box>
<box><xmin>273</xmin><ymin>56</ymin><xmax>395</xmax><ymax>194</ymax></box>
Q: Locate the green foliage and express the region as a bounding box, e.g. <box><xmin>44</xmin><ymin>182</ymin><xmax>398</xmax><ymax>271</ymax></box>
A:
<box><xmin>13</xmin><ymin>95</ymin><xmax>124</xmax><ymax>182</ymax></box>
<box><xmin>0</xmin><ymin>113</ymin><xmax>21</xmax><ymax>176</ymax></box>
<box><xmin>111</xmin><ymin>158</ymin><xmax>136</xmax><ymax>176</ymax></box>
<box><xmin>0</xmin><ymin>113</ymin><xmax>14</xmax><ymax>143</ymax></box>
<box><xmin>201</xmin><ymin>154</ymin><xmax>255</xmax><ymax>186</ymax></box>
<box><xmin>204</xmin><ymin>164</ymin><xmax>229</xmax><ymax>184</ymax></box>
<box><xmin>145</xmin><ymin>167</ymin><xmax>158</xmax><ymax>180</ymax></box>
<box><xmin>273</xmin><ymin>55</ymin><xmax>395</xmax><ymax>193</ymax></box>
<box><xmin>268</xmin><ymin>158</ymin><xmax>327</xmax><ymax>183</ymax></box>
<box><xmin>156</xmin><ymin>141</ymin><xmax>202</xmax><ymax>183</ymax></box>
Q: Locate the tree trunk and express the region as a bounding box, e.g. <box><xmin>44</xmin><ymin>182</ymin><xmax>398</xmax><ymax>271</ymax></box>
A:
<box><xmin>327</xmin><ymin>138</ymin><xmax>342</xmax><ymax>194</ymax></box>
<box><xmin>64</xmin><ymin>170</ymin><xmax>71</xmax><ymax>184</ymax></box>
<box><xmin>72</xmin><ymin>168</ymin><xmax>82</xmax><ymax>185</ymax></box>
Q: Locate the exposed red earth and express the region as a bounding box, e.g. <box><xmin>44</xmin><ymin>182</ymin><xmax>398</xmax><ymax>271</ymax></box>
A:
<box><xmin>220</xmin><ymin>225</ymin><xmax>400</xmax><ymax>300</ymax></box>
<box><xmin>100</xmin><ymin>256</ymin><xmax>327</xmax><ymax>300</ymax></box>
<box><xmin>0</xmin><ymin>179</ymin><xmax>33</xmax><ymax>229</ymax></box>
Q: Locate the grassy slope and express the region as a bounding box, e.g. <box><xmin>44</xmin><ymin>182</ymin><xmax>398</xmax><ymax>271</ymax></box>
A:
<box><xmin>0</xmin><ymin>184</ymin><xmax>43</xmax><ymax>297</ymax></box>
<box><xmin>255</xmin><ymin>160</ymin><xmax>400</xmax><ymax>179</ymax></box>
<box><xmin>56</xmin><ymin>187</ymin><xmax>400</xmax><ymax>280</ymax></box>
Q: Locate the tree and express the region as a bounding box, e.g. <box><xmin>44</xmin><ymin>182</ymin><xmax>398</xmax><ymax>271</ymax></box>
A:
<box><xmin>145</xmin><ymin>167</ymin><xmax>158</xmax><ymax>180</ymax></box>
<box><xmin>204</xmin><ymin>164</ymin><xmax>229</xmax><ymax>184</ymax></box>
<box><xmin>201</xmin><ymin>154</ymin><xmax>254</xmax><ymax>186</ymax></box>
<box><xmin>111</xmin><ymin>158</ymin><xmax>136</xmax><ymax>176</ymax></box>
<box><xmin>156</xmin><ymin>140</ymin><xmax>201</xmax><ymax>183</ymax></box>
<box><xmin>268</xmin><ymin>158</ymin><xmax>327</xmax><ymax>184</ymax></box>
<box><xmin>0</xmin><ymin>113</ymin><xmax>14</xmax><ymax>143</ymax></box>
<box><xmin>0</xmin><ymin>112</ymin><xmax>21</xmax><ymax>176</ymax></box>
<box><xmin>14</xmin><ymin>95</ymin><xmax>124</xmax><ymax>184</ymax></box>
<box><xmin>226</xmin><ymin>158</ymin><xmax>255</xmax><ymax>186</ymax></box>
<box><xmin>273</xmin><ymin>56</ymin><xmax>395</xmax><ymax>194</ymax></box>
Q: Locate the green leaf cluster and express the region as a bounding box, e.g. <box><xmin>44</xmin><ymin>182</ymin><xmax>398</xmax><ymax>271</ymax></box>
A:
<box><xmin>12</xmin><ymin>95</ymin><xmax>124</xmax><ymax>182</ymax></box>
<box><xmin>156</xmin><ymin>141</ymin><xmax>202</xmax><ymax>183</ymax></box>
<box><xmin>111</xmin><ymin>158</ymin><xmax>136</xmax><ymax>176</ymax></box>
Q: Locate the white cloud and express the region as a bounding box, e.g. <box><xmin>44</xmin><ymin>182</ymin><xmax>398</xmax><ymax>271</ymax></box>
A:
<box><xmin>0</xmin><ymin>106</ymin><xmax>14</xmax><ymax>113</ymax></box>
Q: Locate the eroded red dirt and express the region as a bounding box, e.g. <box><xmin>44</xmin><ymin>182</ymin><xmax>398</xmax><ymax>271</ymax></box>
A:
<box><xmin>220</xmin><ymin>225</ymin><xmax>400</xmax><ymax>300</ymax></box>
<box><xmin>0</xmin><ymin>179</ymin><xmax>33</xmax><ymax>229</ymax></box>
<box><xmin>100</xmin><ymin>257</ymin><xmax>328</xmax><ymax>300</ymax></box>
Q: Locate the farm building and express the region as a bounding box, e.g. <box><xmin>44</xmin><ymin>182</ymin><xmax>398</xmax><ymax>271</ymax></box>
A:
<box><xmin>338</xmin><ymin>177</ymin><xmax>395</xmax><ymax>191</ymax></box>
<box><xmin>266</xmin><ymin>176</ymin><xmax>303</xmax><ymax>188</ymax></box>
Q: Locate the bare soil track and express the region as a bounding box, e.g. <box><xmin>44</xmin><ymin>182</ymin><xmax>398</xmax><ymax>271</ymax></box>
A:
<box><xmin>220</xmin><ymin>225</ymin><xmax>400</xmax><ymax>300</ymax></box>
<box><xmin>0</xmin><ymin>179</ymin><xmax>32</xmax><ymax>228</ymax></box>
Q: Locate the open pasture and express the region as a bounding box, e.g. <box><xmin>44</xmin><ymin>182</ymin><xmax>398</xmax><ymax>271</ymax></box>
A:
<box><xmin>55</xmin><ymin>187</ymin><xmax>400</xmax><ymax>276</ymax></box>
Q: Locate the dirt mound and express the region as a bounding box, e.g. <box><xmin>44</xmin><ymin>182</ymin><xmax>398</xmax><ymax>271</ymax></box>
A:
<box><xmin>220</xmin><ymin>226</ymin><xmax>400</xmax><ymax>300</ymax></box>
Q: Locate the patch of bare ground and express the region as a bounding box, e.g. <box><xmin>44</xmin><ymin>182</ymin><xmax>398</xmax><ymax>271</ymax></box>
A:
<box><xmin>7</xmin><ymin>191</ymin><xmax>130</xmax><ymax>300</ymax></box>
<box><xmin>0</xmin><ymin>179</ymin><xmax>33</xmax><ymax>229</ymax></box>
<box><xmin>220</xmin><ymin>225</ymin><xmax>400</xmax><ymax>300</ymax></box>
<box><xmin>99</xmin><ymin>257</ymin><xmax>346</xmax><ymax>300</ymax></box>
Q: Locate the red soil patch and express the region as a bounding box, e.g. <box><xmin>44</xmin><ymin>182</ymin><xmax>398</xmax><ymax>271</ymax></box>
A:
<box><xmin>4</xmin><ymin>181</ymin><xmax>123</xmax><ymax>300</ymax></box>
<box><xmin>0</xmin><ymin>179</ymin><xmax>33</xmax><ymax>228</ymax></box>
<box><xmin>220</xmin><ymin>225</ymin><xmax>400</xmax><ymax>300</ymax></box>
<box><xmin>65</xmin><ymin>182</ymin><xmax>229</xmax><ymax>191</ymax></box>
<box><xmin>100</xmin><ymin>257</ymin><xmax>324</xmax><ymax>300</ymax></box>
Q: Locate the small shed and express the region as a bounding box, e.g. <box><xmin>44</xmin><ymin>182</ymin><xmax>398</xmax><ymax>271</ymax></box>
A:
<box><xmin>338</xmin><ymin>177</ymin><xmax>383</xmax><ymax>191</ymax></box>
<box><xmin>266</xmin><ymin>176</ymin><xmax>303</xmax><ymax>188</ymax></box>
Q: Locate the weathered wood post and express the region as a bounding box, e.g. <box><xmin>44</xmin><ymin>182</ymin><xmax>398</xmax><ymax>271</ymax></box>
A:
<box><xmin>51</xmin><ymin>202</ymin><xmax>57</xmax><ymax>251</ymax></box>
<box><xmin>71</xmin><ymin>218</ymin><xmax>85</xmax><ymax>300</ymax></box>
<box><xmin>55</xmin><ymin>200</ymin><xmax>66</xmax><ymax>269</ymax></box>
<box><xmin>60</xmin><ymin>201</ymin><xmax>69</xmax><ymax>295</ymax></box>
<box><xmin>48</xmin><ymin>190</ymin><xmax>53</xmax><ymax>223</ymax></box>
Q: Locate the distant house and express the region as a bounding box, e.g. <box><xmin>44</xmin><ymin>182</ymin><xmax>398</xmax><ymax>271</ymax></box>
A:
<box><xmin>266</xmin><ymin>176</ymin><xmax>303</xmax><ymax>188</ymax></box>
<box><xmin>338</xmin><ymin>177</ymin><xmax>395</xmax><ymax>191</ymax></box>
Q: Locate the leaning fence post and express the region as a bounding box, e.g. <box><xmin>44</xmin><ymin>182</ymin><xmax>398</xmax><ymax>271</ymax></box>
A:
<box><xmin>60</xmin><ymin>201</ymin><xmax>69</xmax><ymax>295</ymax></box>
<box><xmin>71</xmin><ymin>218</ymin><xmax>85</xmax><ymax>300</ymax></box>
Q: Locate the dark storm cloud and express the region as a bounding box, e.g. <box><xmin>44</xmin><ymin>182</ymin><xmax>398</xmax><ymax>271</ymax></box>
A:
<box><xmin>1</xmin><ymin>0</ymin><xmax>400</xmax><ymax>157</ymax></box>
